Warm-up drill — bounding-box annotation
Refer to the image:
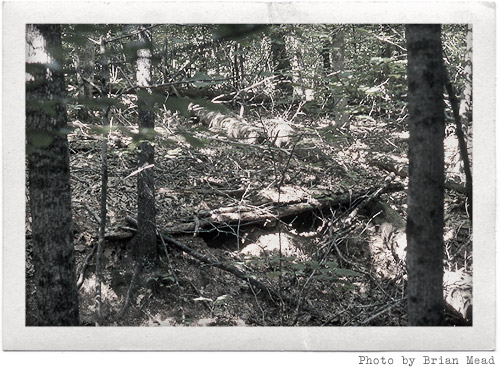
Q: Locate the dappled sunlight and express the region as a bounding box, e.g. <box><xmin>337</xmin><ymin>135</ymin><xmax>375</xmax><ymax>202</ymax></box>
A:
<box><xmin>240</xmin><ymin>231</ymin><xmax>306</xmax><ymax>259</ymax></box>
<box><xmin>24</xmin><ymin>22</ymin><xmax>473</xmax><ymax>328</ymax></box>
<box><xmin>257</xmin><ymin>185</ymin><xmax>310</xmax><ymax>204</ymax></box>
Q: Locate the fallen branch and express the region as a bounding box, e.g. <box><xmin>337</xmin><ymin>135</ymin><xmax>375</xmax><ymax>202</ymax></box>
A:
<box><xmin>164</xmin><ymin>183</ymin><xmax>405</xmax><ymax>235</ymax></box>
<box><xmin>294</xmin><ymin>181</ymin><xmax>402</xmax><ymax>321</ymax></box>
<box><xmin>76</xmin><ymin>244</ymin><xmax>97</xmax><ymax>289</ymax></box>
<box><xmin>125</xmin><ymin>217</ymin><xmax>323</xmax><ymax>321</ymax></box>
<box><xmin>369</xmin><ymin>157</ymin><xmax>466</xmax><ymax>195</ymax></box>
<box><xmin>117</xmin><ymin>260</ymin><xmax>143</xmax><ymax>318</ymax></box>
<box><xmin>443</xmin><ymin>66</ymin><xmax>473</xmax><ymax>218</ymax></box>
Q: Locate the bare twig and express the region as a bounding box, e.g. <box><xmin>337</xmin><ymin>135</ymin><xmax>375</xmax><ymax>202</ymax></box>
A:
<box><xmin>158</xmin><ymin>231</ymin><xmax>185</xmax><ymax>322</ymax></box>
<box><xmin>118</xmin><ymin>260</ymin><xmax>143</xmax><ymax>318</ymax></box>
<box><xmin>360</xmin><ymin>298</ymin><xmax>406</xmax><ymax>325</ymax></box>
<box><xmin>442</xmin><ymin>64</ymin><xmax>473</xmax><ymax>219</ymax></box>
<box><xmin>125</xmin><ymin>216</ymin><xmax>324</xmax><ymax>321</ymax></box>
<box><xmin>76</xmin><ymin>244</ymin><xmax>97</xmax><ymax>289</ymax></box>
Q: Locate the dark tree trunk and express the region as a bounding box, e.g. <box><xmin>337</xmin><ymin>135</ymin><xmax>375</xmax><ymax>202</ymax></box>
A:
<box><xmin>331</xmin><ymin>27</ymin><xmax>348</xmax><ymax>128</ymax></box>
<box><xmin>321</xmin><ymin>39</ymin><xmax>331</xmax><ymax>71</ymax></box>
<box><xmin>74</xmin><ymin>37</ymin><xmax>95</xmax><ymax>121</ymax></box>
<box><xmin>135</xmin><ymin>24</ymin><xmax>157</xmax><ymax>262</ymax></box>
<box><xmin>459</xmin><ymin>24</ymin><xmax>473</xmax><ymax>216</ymax></box>
<box><xmin>160</xmin><ymin>29</ymin><xmax>169</xmax><ymax>84</ymax></box>
<box><xmin>459</xmin><ymin>25</ymin><xmax>473</xmax><ymax>130</ymax></box>
<box><xmin>381</xmin><ymin>25</ymin><xmax>393</xmax><ymax>76</ymax></box>
<box><xmin>405</xmin><ymin>24</ymin><xmax>446</xmax><ymax>326</ymax></box>
<box><xmin>271</xmin><ymin>29</ymin><xmax>293</xmax><ymax>96</ymax></box>
<box><xmin>95</xmin><ymin>36</ymin><xmax>110</xmax><ymax>325</ymax></box>
<box><xmin>233</xmin><ymin>43</ymin><xmax>239</xmax><ymax>88</ymax></box>
<box><xmin>26</xmin><ymin>24</ymin><xmax>79</xmax><ymax>326</ymax></box>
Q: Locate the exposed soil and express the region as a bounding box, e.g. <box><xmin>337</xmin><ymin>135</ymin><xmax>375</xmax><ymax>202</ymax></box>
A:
<box><xmin>26</xmin><ymin>109</ymin><xmax>472</xmax><ymax>327</ymax></box>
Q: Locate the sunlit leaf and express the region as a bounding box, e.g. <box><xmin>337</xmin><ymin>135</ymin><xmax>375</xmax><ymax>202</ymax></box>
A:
<box><xmin>214</xmin><ymin>295</ymin><xmax>231</xmax><ymax>305</ymax></box>
<box><xmin>331</xmin><ymin>268</ymin><xmax>362</xmax><ymax>277</ymax></box>
<box><xmin>193</xmin><ymin>296</ymin><xmax>213</xmax><ymax>303</ymax></box>
<box><xmin>164</xmin><ymin>147</ymin><xmax>182</xmax><ymax>158</ymax></box>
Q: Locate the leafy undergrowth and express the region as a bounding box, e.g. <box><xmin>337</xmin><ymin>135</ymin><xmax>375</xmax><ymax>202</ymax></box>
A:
<box><xmin>25</xmin><ymin>109</ymin><xmax>472</xmax><ymax>326</ymax></box>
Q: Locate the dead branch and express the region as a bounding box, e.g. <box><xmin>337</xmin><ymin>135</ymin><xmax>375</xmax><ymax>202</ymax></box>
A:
<box><xmin>125</xmin><ymin>216</ymin><xmax>324</xmax><ymax>322</ymax></box>
<box><xmin>76</xmin><ymin>244</ymin><xmax>97</xmax><ymax>289</ymax></box>
<box><xmin>117</xmin><ymin>260</ymin><xmax>143</xmax><ymax>318</ymax></box>
<box><xmin>164</xmin><ymin>183</ymin><xmax>405</xmax><ymax>235</ymax></box>
<box><xmin>443</xmin><ymin>66</ymin><xmax>473</xmax><ymax>217</ymax></box>
<box><xmin>369</xmin><ymin>157</ymin><xmax>467</xmax><ymax>195</ymax></box>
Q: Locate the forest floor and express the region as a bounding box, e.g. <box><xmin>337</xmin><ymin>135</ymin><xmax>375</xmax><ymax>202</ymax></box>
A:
<box><xmin>25</xmin><ymin>107</ymin><xmax>472</xmax><ymax>327</ymax></box>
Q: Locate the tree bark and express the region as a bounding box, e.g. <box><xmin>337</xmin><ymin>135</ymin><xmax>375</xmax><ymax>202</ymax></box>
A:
<box><xmin>271</xmin><ymin>28</ymin><xmax>293</xmax><ymax>96</ymax></box>
<box><xmin>459</xmin><ymin>25</ymin><xmax>473</xmax><ymax>130</ymax></box>
<box><xmin>74</xmin><ymin>36</ymin><xmax>95</xmax><ymax>121</ymax></box>
<box><xmin>26</xmin><ymin>24</ymin><xmax>79</xmax><ymax>326</ymax></box>
<box><xmin>331</xmin><ymin>27</ymin><xmax>348</xmax><ymax>128</ymax></box>
<box><xmin>135</xmin><ymin>25</ymin><xmax>157</xmax><ymax>262</ymax></box>
<box><xmin>443</xmin><ymin>67</ymin><xmax>473</xmax><ymax>218</ymax></box>
<box><xmin>405</xmin><ymin>24</ymin><xmax>446</xmax><ymax>326</ymax></box>
<box><xmin>321</xmin><ymin>39</ymin><xmax>331</xmax><ymax>71</ymax></box>
<box><xmin>157</xmin><ymin>183</ymin><xmax>404</xmax><ymax>235</ymax></box>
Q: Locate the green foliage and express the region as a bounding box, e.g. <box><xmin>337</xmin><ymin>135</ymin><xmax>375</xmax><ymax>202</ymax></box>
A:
<box><xmin>193</xmin><ymin>294</ymin><xmax>232</xmax><ymax>315</ymax></box>
<box><xmin>26</xmin><ymin>127</ymin><xmax>75</xmax><ymax>155</ymax></box>
<box><xmin>176</xmin><ymin>129</ymin><xmax>207</xmax><ymax>148</ymax></box>
<box><xmin>212</xmin><ymin>24</ymin><xmax>268</xmax><ymax>42</ymax></box>
<box><xmin>163</xmin><ymin>97</ymin><xmax>188</xmax><ymax>117</ymax></box>
<box><xmin>26</xmin><ymin>99</ymin><xmax>59</xmax><ymax>117</ymax></box>
<box><xmin>441</xmin><ymin>24</ymin><xmax>469</xmax><ymax>92</ymax></box>
<box><xmin>246</xmin><ymin>254</ymin><xmax>360</xmax><ymax>285</ymax></box>
<box><xmin>69</xmin><ymin>97</ymin><xmax>125</xmax><ymax>111</ymax></box>
<box><xmin>26</xmin><ymin>130</ymin><xmax>54</xmax><ymax>155</ymax></box>
<box><xmin>129</xmin><ymin>128</ymin><xmax>158</xmax><ymax>149</ymax></box>
<box><xmin>164</xmin><ymin>97</ymin><xmax>227</xmax><ymax>117</ymax></box>
<box><xmin>55</xmin><ymin>23</ymin><xmax>468</xmax><ymax>126</ymax></box>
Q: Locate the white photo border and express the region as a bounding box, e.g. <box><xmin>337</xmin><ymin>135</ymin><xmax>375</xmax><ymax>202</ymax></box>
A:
<box><xmin>3</xmin><ymin>0</ymin><xmax>495</xmax><ymax>351</ymax></box>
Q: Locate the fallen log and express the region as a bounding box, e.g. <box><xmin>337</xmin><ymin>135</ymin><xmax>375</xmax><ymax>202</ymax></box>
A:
<box><xmin>188</xmin><ymin>102</ymin><xmax>296</xmax><ymax>148</ymax></box>
<box><xmin>163</xmin><ymin>183</ymin><xmax>405</xmax><ymax>234</ymax></box>
<box><xmin>103</xmin><ymin>183</ymin><xmax>404</xmax><ymax>242</ymax></box>
<box><xmin>188</xmin><ymin>102</ymin><xmax>265</xmax><ymax>144</ymax></box>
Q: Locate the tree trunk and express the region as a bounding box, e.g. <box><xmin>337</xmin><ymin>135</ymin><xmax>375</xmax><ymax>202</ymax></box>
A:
<box><xmin>459</xmin><ymin>25</ymin><xmax>472</xmax><ymax>132</ymax></box>
<box><xmin>74</xmin><ymin>37</ymin><xmax>95</xmax><ymax>121</ymax></box>
<box><xmin>405</xmin><ymin>24</ymin><xmax>446</xmax><ymax>326</ymax></box>
<box><xmin>26</xmin><ymin>24</ymin><xmax>79</xmax><ymax>326</ymax></box>
<box><xmin>135</xmin><ymin>25</ymin><xmax>157</xmax><ymax>262</ymax></box>
<box><xmin>290</xmin><ymin>29</ymin><xmax>306</xmax><ymax>99</ymax></box>
<box><xmin>381</xmin><ymin>25</ymin><xmax>393</xmax><ymax>77</ymax></box>
<box><xmin>321</xmin><ymin>39</ymin><xmax>331</xmax><ymax>71</ymax></box>
<box><xmin>233</xmin><ymin>42</ymin><xmax>244</xmax><ymax>90</ymax></box>
<box><xmin>271</xmin><ymin>29</ymin><xmax>293</xmax><ymax>96</ymax></box>
<box><xmin>459</xmin><ymin>24</ymin><xmax>473</xmax><ymax>215</ymax></box>
<box><xmin>331</xmin><ymin>27</ymin><xmax>348</xmax><ymax>129</ymax></box>
<box><xmin>160</xmin><ymin>27</ymin><xmax>169</xmax><ymax>84</ymax></box>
